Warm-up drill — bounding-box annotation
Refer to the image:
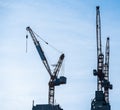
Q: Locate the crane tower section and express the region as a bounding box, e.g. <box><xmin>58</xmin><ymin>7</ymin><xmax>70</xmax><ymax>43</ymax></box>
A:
<box><xmin>91</xmin><ymin>6</ymin><xmax>113</xmax><ymax>110</ymax></box>
<box><xmin>94</xmin><ymin>6</ymin><xmax>104</xmax><ymax>91</ymax></box>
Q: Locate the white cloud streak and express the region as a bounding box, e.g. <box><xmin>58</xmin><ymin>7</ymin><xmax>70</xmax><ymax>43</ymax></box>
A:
<box><xmin>0</xmin><ymin>0</ymin><xmax>120</xmax><ymax>110</ymax></box>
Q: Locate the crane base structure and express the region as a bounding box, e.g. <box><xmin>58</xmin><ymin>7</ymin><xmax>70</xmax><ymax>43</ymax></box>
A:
<box><xmin>91</xmin><ymin>91</ymin><xmax>111</xmax><ymax>110</ymax></box>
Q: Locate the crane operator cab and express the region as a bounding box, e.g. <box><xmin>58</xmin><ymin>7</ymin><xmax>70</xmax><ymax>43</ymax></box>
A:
<box><xmin>53</xmin><ymin>76</ymin><xmax>67</xmax><ymax>86</ymax></box>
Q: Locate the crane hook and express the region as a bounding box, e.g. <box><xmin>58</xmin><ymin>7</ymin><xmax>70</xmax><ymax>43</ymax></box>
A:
<box><xmin>26</xmin><ymin>35</ymin><xmax>28</xmax><ymax>53</ymax></box>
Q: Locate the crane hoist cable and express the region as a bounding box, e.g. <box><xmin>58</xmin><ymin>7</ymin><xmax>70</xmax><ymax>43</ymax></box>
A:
<box><xmin>26</xmin><ymin>28</ymin><xmax>63</xmax><ymax>54</ymax></box>
<box><xmin>30</xmin><ymin>29</ymin><xmax>63</xmax><ymax>54</ymax></box>
<box><xmin>26</xmin><ymin>29</ymin><xmax>64</xmax><ymax>72</ymax></box>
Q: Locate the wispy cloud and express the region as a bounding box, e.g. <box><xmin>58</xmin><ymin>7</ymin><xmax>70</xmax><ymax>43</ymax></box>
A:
<box><xmin>0</xmin><ymin>1</ymin><xmax>119</xmax><ymax>110</ymax></box>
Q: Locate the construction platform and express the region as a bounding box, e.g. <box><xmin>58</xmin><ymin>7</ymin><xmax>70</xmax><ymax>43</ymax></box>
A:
<box><xmin>32</xmin><ymin>104</ymin><xmax>63</xmax><ymax>110</ymax></box>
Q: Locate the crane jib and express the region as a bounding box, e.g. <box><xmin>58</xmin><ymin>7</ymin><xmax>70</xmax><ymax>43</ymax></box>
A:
<box><xmin>36</xmin><ymin>45</ymin><xmax>46</xmax><ymax>61</ymax></box>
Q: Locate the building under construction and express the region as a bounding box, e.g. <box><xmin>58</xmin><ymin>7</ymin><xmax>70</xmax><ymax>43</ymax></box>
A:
<box><xmin>91</xmin><ymin>6</ymin><xmax>113</xmax><ymax>110</ymax></box>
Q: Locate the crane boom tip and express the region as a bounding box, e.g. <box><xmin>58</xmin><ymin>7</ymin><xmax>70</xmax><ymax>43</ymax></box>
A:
<box><xmin>26</xmin><ymin>26</ymin><xmax>30</xmax><ymax>31</ymax></box>
<box><xmin>60</xmin><ymin>53</ymin><xmax>65</xmax><ymax>60</ymax></box>
<box><xmin>96</xmin><ymin>6</ymin><xmax>100</xmax><ymax>9</ymax></box>
<box><xmin>107</xmin><ymin>37</ymin><xmax>110</xmax><ymax>40</ymax></box>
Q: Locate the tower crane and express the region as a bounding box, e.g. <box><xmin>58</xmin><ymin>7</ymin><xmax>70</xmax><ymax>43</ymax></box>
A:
<box><xmin>91</xmin><ymin>6</ymin><xmax>112</xmax><ymax>110</ymax></box>
<box><xmin>93</xmin><ymin>6</ymin><xmax>104</xmax><ymax>91</ymax></box>
<box><xmin>26</xmin><ymin>26</ymin><xmax>66</xmax><ymax>105</ymax></box>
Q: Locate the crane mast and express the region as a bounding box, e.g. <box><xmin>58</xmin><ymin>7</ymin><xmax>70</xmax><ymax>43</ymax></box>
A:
<box><xmin>48</xmin><ymin>54</ymin><xmax>65</xmax><ymax>105</ymax></box>
<box><xmin>94</xmin><ymin>6</ymin><xmax>104</xmax><ymax>91</ymax></box>
<box><xmin>91</xmin><ymin>6</ymin><xmax>113</xmax><ymax>110</ymax></box>
<box><xmin>26</xmin><ymin>27</ymin><xmax>66</xmax><ymax>105</ymax></box>
<box><xmin>103</xmin><ymin>38</ymin><xmax>112</xmax><ymax>103</ymax></box>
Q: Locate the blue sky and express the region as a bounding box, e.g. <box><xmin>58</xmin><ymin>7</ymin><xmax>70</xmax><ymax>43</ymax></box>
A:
<box><xmin>0</xmin><ymin>0</ymin><xmax>120</xmax><ymax>110</ymax></box>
